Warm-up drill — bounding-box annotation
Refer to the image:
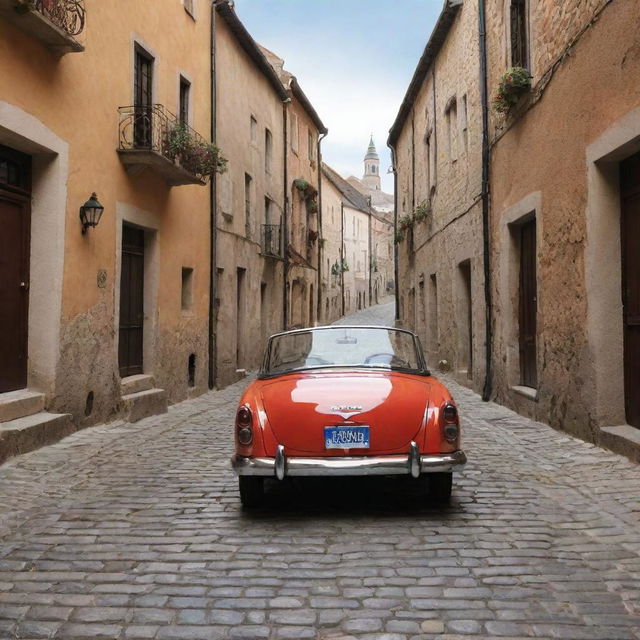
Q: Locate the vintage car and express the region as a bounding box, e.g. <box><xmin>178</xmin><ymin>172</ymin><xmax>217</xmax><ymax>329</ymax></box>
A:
<box><xmin>230</xmin><ymin>325</ymin><xmax>466</xmax><ymax>507</ymax></box>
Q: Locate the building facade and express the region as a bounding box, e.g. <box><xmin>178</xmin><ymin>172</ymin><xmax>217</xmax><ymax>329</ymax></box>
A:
<box><xmin>0</xmin><ymin>0</ymin><xmax>216</xmax><ymax>452</ymax></box>
<box><xmin>390</xmin><ymin>0</ymin><xmax>640</xmax><ymax>460</ymax></box>
<box><xmin>388</xmin><ymin>0</ymin><xmax>486</xmax><ymax>393</ymax></box>
<box><xmin>0</xmin><ymin>0</ymin><xmax>328</xmax><ymax>462</ymax></box>
<box><xmin>485</xmin><ymin>0</ymin><xmax>640</xmax><ymax>459</ymax></box>
<box><xmin>213</xmin><ymin>6</ymin><xmax>289</xmax><ymax>387</ymax></box>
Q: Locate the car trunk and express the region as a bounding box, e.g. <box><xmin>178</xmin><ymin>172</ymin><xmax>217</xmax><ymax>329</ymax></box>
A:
<box><xmin>260</xmin><ymin>372</ymin><xmax>429</xmax><ymax>454</ymax></box>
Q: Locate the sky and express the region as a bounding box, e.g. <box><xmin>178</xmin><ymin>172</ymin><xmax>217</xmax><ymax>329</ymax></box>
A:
<box><xmin>232</xmin><ymin>0</ymin><xmax>442</xmax><ymax>193</ymax></box>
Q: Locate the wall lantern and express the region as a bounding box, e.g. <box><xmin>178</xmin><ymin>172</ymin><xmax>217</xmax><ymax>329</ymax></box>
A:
<box><xmin>79</xmin><ymin>192</ymin><xmax>104</xmax><ymax>234</ymax></box>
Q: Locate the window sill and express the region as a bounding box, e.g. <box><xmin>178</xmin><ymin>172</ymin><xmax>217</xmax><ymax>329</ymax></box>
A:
<box><xmin>510</xmin><ymin>385</ymin><xmax>538</xmax><ymax>401</ymax></box>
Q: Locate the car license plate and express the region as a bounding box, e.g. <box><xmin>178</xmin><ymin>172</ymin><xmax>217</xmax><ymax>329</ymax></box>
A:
<box><xmin>324</xmin><ymin>425</ymin><xmax>370</xmax><ymax>449</ymax></box>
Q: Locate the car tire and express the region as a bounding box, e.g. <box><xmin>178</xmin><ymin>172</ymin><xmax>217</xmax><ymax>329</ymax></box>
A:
<box><xmin>428</xmin><ymin>472</ymin><xmax>452</xmax><ymax>503</ymax></box>
<box><xmin>239</xmin><ymin>476</ymin><xmax>264</xmax><ymax>508</ymax></box>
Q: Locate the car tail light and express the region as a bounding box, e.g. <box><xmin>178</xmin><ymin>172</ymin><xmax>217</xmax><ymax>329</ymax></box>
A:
<box><xmin>236</xmin><ymin>406</ymin><xmax>253</xmax><ymax>445</ymax></box>
<box><xmin>442</xmin><ymin>403</ymin><xmax>459</xmax><ymax>443</ymax></box>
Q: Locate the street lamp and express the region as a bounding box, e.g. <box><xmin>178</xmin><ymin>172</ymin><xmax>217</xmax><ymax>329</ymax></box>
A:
<box><xmin>79</xmin><ymin>192</ymin><xmax>105</xmax><ymax>234</ymax></box>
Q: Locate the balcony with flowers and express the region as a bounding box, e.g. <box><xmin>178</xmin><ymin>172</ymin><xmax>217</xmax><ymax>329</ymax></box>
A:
<box><xmin>117</xmin><ymin>105</ymin><xmax>227</xmax><ymax>187</ymax></box>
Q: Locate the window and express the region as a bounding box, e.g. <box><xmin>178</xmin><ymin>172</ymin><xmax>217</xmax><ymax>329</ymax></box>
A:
<box><xmin>181</xmin><ymin>267</ymin><xmax>194</xmax><ymax>311</ymax></box>
<box><xmin>308</xmin><ymin>129</ymin><xmax>315</xmax><ymax>161</ymax></box>
<box><xmin>428</xmin><ymin>274</ymin><xmax>438</xmax><ymax>350</ymax></box>
<box><xmin>179</xmin><ymin>77</ymin><xmax>190</xmax><ymax>125</ymax></box>
<box><xmin>511</xmin><ymin>0</ymin><xmax>529</xmax><ymax>69</ymax></box>
<box><xmin>264</xmin><ymin>196</ymin><xmax>272</xmax><ymax>225</ymax></box>
<box><xmin>445</xmin><ymin>98</ymin><xmax>458</xmax><ymax>162</ymax></box>
<box><xmin>265</xmin><ymin>128</ymin><xmax>273</xmax><ymax>173</ymax></box>
<box><xmin>460</xmin><ymin>94</ymin><xmax>468</xmax><ymax>153</ymax></box>
<box><xmin>134</xmin><ymin>46</ymin><xmax>153</xmax><ymax>147</ymax></box>
<box><xmin>250</xmin><ymin>116</ymin><xmax>257</xmax><ymax>145</ymax></box>
<box><xmin>244</xmin><ymin>173</ymin><xmax>252</xmax><ymax>237</ymax></box>
<box><xmin>290</xmin><ymin>113</ymin><xmax>298</xmax><ymax>153</ymax></box>
<box><xmin>424</xmin><ymin>131</ymin><xmax>432</xmax><ymax>188</ymax></box>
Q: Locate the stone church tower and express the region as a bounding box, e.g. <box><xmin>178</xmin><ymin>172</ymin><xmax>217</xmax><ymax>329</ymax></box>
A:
<box><xmin>362</xmin><ymin>135</ymin><xmax>381</xmax><ymax>191</ymax></box>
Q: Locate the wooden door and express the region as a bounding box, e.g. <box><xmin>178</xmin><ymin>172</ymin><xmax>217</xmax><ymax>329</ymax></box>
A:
<box><xmin>119</xmin><ymin>225</ymin><xmax>145</xmax><ymax>378</ymax></box>
<box><xmin>519</xmin><ymin>219</ymin><xmax>537</xmax><ymax>388</ymax></box>
<box><xmin>0</xmin><ymin>146</ymin><xmax>31</xmax><ymax>393</ymax></box>
<box><xmin>621</xmin><ymin>152</ymin><xmax>640</xmax><ymax>428</ymax></box>
<box><xmin>134</xmin><ymin>48</ymin><xmax>153</xmax><ymax>148</ymax></box>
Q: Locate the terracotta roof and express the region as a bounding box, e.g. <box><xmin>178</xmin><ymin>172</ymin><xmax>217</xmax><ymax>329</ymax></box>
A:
<box><xmin>322</xmin><ymin>163</ymin><xmax>371</xmax><ymax>215</ymax></box>
<box><xmin>387</xmin><ymin>0</ymin><xmax>463</xmax><ymax>147</ymax></box>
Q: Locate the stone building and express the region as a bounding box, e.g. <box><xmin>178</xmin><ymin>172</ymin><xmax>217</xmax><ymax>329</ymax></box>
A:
<box><xmin>0</xmin><ymin>0</ymin><xmax>216</xmax><ymax>456</ymax></box>
<box><xmin>485</xmin><ymin>0</ymin><xmax>640</xmax><ymax>459</ymax></box>
<box><xmin>388</xmin><ymin>0</ymin><xmax>486</xmax><ymax>393</ymax></box>
<box><xmin>259</xmin><ymin>46</ymin><xmax>327</xmax><ymax>330</ymax></box>
<box><xmin>321</xmin><ymin>163</ymin><xmax>371</xmax><ymax>317</ymax></box>
<box><xmin>346</xmin><ymin>138</ymin><xmax>395</xmax><ymax>305</ymax></box>
<box><xmin>390</xmin><ymin>0</ymin><xmax>640</xmax><ymax>460</ymax></box>
<box><xmin>212</xmin><ymin>6</ymin><xmax>289</xmax><ymax>387</ymax></box>
<box><xmin>319</xmin><ymin>165</ymin><xmax>344</xmax><ymax>324</ymax></box>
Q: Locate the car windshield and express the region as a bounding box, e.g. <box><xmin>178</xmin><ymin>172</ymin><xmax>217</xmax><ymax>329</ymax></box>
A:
<box><xmin>261</xmin><ymin>326</ymin><xmax>427</xmax><ymax>377</ymax></box>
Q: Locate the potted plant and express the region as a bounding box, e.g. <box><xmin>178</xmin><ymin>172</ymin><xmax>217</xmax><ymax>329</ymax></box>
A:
<box><xmin>493</xmin><ymin>67</ymin><xmax>532</xmax><ymax>114</ymax></box>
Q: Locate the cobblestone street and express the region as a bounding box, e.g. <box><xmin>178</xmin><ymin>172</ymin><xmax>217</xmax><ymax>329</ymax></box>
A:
<box><xmin>0</xmin><ymin>301</ymin><xmax>639</xmax><ymax>640</ymax></box>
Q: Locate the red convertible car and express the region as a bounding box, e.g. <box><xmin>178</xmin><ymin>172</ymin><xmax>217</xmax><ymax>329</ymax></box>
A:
<box><xmin>231</xmin><ymin>326</ymin><xmax>466</xmax><ymax>507</ymax></box>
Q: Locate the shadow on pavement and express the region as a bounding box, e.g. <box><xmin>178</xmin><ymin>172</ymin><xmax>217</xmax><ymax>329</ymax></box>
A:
<box><xmin>239</xmin><ymin>475</ymin><xmax>466</xmax><ymax>520</ymax></box>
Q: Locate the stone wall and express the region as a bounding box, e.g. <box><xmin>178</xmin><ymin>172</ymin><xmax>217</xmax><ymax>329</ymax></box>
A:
<box><xmin>393</xmin><ymin>0</ymin><xmax>486</xmax><ymax>392</ymax></box>
<box><xmin>486</xmin><ymin>0</ymin><xmax>640</xmax><ymax>442</ymax></box>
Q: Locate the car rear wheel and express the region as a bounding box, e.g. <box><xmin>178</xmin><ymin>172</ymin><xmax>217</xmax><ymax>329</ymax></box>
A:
<box><xmin>239</xmin><ymin>476</ymin><xmax>264</xmax><ymax>508</ymax></box>
<box><xmin>428</xmin><ymin>472</ymin><xmax>452</xmax><ymax>503</ymax></box>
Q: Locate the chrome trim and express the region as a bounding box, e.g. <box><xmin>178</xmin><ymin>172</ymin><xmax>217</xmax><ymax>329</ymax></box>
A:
<box><xmin>231</xmin><ymin>449</ymin><xmax>466</xmax><ymax>478</ymax></box>
<box><xmin>409</xmin><ymin>441</ymin><xmax>421</xmax><ymax>478</ymax></box>
<box><xmin>275</xmin><ymin>444</ymin><xmax>286</xmax><ymax>481</ymax></box>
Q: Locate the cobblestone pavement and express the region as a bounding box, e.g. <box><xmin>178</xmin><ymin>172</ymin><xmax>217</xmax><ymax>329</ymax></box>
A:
<box><xmin>0</xmin><ymin>301</ymin><xmax>639</xmax><ymax>640</ymax></box>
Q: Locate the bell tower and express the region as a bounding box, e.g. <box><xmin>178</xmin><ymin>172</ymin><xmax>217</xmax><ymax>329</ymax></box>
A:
<box><xmin>363</xmin><ymin>135</ymin><xmax>381</xmax><ymax>191</ymax></box>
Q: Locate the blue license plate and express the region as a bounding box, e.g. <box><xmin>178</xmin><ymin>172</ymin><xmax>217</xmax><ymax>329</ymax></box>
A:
<box><xmin>324</xmin><ymin>426</ymin><xmax>370</xmax><ymax>449</ymax></box>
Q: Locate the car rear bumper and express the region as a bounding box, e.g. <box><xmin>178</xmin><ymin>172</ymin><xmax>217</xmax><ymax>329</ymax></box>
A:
<box><xmin>231</xmin><ymin>444</ymin><xmax>466</xmax><ymax>479</ymax></box>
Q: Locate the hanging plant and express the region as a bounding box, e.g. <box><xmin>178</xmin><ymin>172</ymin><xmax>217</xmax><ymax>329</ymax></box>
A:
<box><xmin>306</xmin><ymin>199</ymin><xmax>318</xmax><ymax>214</ymax></box>
<box><xmin>180</xmin><ymin>139</ymin><xmax>227</xmax><ymax>177</ymax></box>
<box><xmin>394</xmin><ymin>229</ymin><xmax>404</xmax><ymax>244</ymax></box>
<box><xmin>413</xmin><ymin>200</ymin><xmax>431</xmax><ymax>223</ymax></box>
<box><xmin>492</xmin><ymin>67</ymin><xmax>532</xmax><ymax>114</ymax></box>
<box><xmin>331</xmin><ymin>261</ymin><xmax>341</xmax><ymax>276</ymax></box>
<box><xmin>398</xmin><ymin>214</ymin><xmax>414</xmax><ymax>231</ymax></box>
<box><xmin>341</xmin><ymin>260</ymin><xmax>349</xmax><ymax>272</ymax></box>
<box><xmin>293</xmin><ymin>178</ymin><xmax>310</xmax><ymax>192</ymax></box>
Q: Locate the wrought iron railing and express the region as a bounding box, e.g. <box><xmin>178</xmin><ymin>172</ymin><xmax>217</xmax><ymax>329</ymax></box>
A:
<box><xmin>32</xmin><ymin>0</ymin><xmax>85</xmax><ymax>36</ymax></box>
<box><xmin>261</xmin><ymin>224</ymin><xmax>282</xmax><ymax>257</ymax></box>
<box><xmin>118</xmin><ymin>104</ymin><xmax>212</xmax><ymax>182</ymax></box>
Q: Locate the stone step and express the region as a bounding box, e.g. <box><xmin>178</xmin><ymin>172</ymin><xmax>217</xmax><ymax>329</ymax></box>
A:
<box><xmin>122</xmin><ymin>388</ymin><xmax>168</xmax><ymax>423</ymax></box>
<box><xmin>0</xmin><ymin>412</ymin><xmax>75</xmax><ymax>465</ymax></box>
<box><xmin>120</xmin><ymin>374</ymin><xmax>155</xmax><ymax>396</ymax></box>
<box><xmin>0</xmin><ymin>389</ymin><xmax>45</xmax><ymax>423</ymax></box>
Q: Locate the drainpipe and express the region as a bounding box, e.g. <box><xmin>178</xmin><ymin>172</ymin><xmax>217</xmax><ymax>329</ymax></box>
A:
<box><xmin>208</xmin><ymin>1</ymin><xmax>218</xmax><ymax>389</ymax></box>
<box><xmin>388</xmin><ymin>144</ymin><xmax>399</xmax><ymax>323</ymax></box>
<box><xmin>282</xmin><ymin>101</ymin><xmax>289</xmax><ymax>330</ymax></box>
<box><xmin>340</xmin><ymin>201</ymin><xmax>345</xmax><ymax>317</ymax></box>
<box><xmin>316</xmin><ymin>132</ymin><xmax>327</xmax><ymax>323</ymax></box>
<box><xmin>478</xmin><ymin>0</ymin><xmax>493</xmax><ymax>402</ymax></box>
